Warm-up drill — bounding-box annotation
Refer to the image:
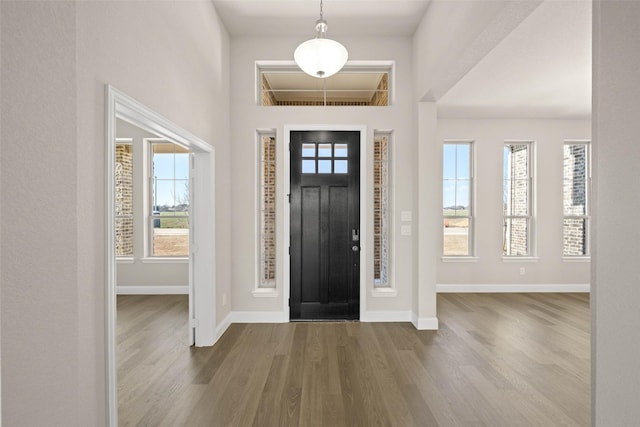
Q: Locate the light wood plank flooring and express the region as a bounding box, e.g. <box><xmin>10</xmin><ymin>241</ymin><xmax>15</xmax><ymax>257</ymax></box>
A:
<box><xmin>117</xmin><ymin>293</ymin><xmax>590</xmax><ymax>426</ymax></box>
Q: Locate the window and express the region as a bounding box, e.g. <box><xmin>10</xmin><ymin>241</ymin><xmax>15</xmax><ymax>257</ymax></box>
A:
<box><xmin>563</xmin><ymin>142</ymin><xmax>591</xmax><ymax>257</ymax></box>
<box><xmin>374</xmin><ymin>132</ymin><xmax>391</xmax><ymax>286</ymax></box>
<box><xmin>150</xmin><ymin>142</ymin><xmax>190</xmax><ymax>257</ymax></box>
<box><xmin>258</xmin><ymin>62</ymin><xmax>392</xmax><ymax>106</ymax></box>
<box><xmin>443</xmin><ymin>142</ymin><xmax>473</xmax><ymax>257</ymax></box>
<box><xmin>503</xmin><ymin>142</ymin><xmax>533</xmax><ymax>256</ymax></box>
<box><xmin>300</xmin><ymin>142</ymin><xmax>348</xmax><ymax>175</ymax></box>
<box><xmin>115</xmin><ymin>141</ymin><xmax>133</xmax><ymax>257</ymax></box>
<box><xmin>259</xmin><ymin>133</ymin><xmax>276</xmax><ymax>287</ymax></box>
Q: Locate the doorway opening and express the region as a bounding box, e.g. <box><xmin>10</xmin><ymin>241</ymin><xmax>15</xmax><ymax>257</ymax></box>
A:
<box><xmin>105</xmin><ymin>86</ymin><xmax>216</xmax><ymax>426</ymax></box>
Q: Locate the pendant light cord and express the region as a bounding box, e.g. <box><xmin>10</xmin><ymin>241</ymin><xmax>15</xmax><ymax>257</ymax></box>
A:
<box><xmin>320</xmin><ymin>0</ymin><xmax>324</xmax><ymax>21</ymax></box>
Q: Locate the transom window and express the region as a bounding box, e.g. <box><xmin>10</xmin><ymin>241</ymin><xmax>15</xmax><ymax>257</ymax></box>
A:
<box><xmin>301</xmin><ymin>142</ymin><xmax>348</xmax><ymax>174</ymax></box>
<box><xmin>258</xmin><ymin>62</ymin><xmax>392</xmax><ymax>107</ymax></box>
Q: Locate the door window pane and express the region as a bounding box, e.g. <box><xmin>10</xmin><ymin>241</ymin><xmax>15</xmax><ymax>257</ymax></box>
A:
<box><xmin>334</xmin><ymin>144</ymin><xmax>348</xmax><ymax>157</ymax></box>
<box><xmin>318</xmin><ymin>160</ymin><xmax>332</xmax><ymax>174</ymax></box>
<box><xmin>302</xmin><ymin>159</ymin><xmax>316</xmax><ymax>174</ymax></box>
<box><xmin>318</xmin><ymin>144</ymin><xmax>332</xmax><ymax>157</ymax></box>
<box><xmin>334</xmin><ymin>160</ymin><xmax>348</xmax><ymax>174</ymax></box>
<box><xmin>302</xmin><ymin>144</ymin><xmax>316</xmax><ymax>157</ymax></box>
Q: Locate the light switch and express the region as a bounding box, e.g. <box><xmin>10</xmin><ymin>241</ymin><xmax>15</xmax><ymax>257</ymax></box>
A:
<box><xmin>401</xmin><ymin>211</ymin><xmax>412</xmax><ymax>222</ymax></box>
<box><xmin>401</xmin><ymin>225</ymin><xmax>412</xmax><ymax>236</ymax></box>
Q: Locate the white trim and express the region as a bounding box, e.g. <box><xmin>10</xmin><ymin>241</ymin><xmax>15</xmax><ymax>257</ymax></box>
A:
<box><xmin>371</xmin><ymin>288</ymin><xmax>398</xmax><ymax>297</ymax></box>
<box><xmin>116</xmin><ymin>286</ymin><xmax>188</xmax><ymax>295</ymax></box>
<box><xmin>231</xmin><ymin>311</ymin><xmax>289</xmax><ymax>323</ymax></box>
<box><xmin>283</xmin><ymin>125</ymin><xmax>368</xmax><ymax>322</ymax></box>
<box><xmin>441</xmin><ymin>256</ymin><xmax>479</xmax><ymax>263</ymax></box>
<box><xmin>413</xmin><ymin>317</ymin><xmax>439</xmax><ymax>330</ymax></box>
<box><xmin>361</xmin><ymin>311</ymin><xmax>411</xmax><ymax>322</ymax></box>
<box><xmin>562</xmin><ymin>256</ymin><xmax>591</xmax><ymax>263</ymax></box>
<box><xmin>116</xmin><ymin>257</ymin><xmax>135</xmax><ymax>264</ymax></box>
<box><xmin>141</xmin><ymin>257</ymin><xmax>189</xmax><ymax>264</ymax></box>
<box><xmin>436</xmin><ymin>283</ymin><xmax>591</xmax><ymax>293</ymax></box>
<box><xmin>216</xmin><ymin>313</ymin><xmax>233</xmax><ymax>342</ymax></box>
<box><xmin>251</xmin><ymin>288</ymin><xmax>279</xmax><ymax>298</ymax></box>
<box><xmin>105</xmin><ymin>85</ymin><xmax>216</xmax><ymax>427</ymax></box>
<box><xmin>502</xmin><ymin>256</ymin><xmax>540</xmax><ymax>263</ymax></box>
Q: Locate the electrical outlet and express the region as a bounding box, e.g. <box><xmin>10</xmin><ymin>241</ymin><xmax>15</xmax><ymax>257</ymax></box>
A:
<box><xmin>519</xmin><ymin>267</ymin><xmax>526</xmax><ymax>276</ymax></box>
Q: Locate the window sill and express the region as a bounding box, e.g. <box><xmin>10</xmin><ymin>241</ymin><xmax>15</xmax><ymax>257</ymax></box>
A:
<box><xmin>252</xmin><ymin>288</ymin><xmax>279</xmax><ymax>298</ymax></box>
<box><xmin>442</xmin><ymin>256</ymin><xmax>478</xmax><ymax>263</ymax></box>
<box><xmin>371</xmin><ymin>288</ymin><xmax>398</xmax><ymax>298</ymax></box>
<box><xmin>502</xmin><ymin>256</ymin><xmax>539</xmax><ymax>263</ymax></box>
<box><xmin>563</xmin><ymin>256</ymin><xmax>591</xmax><ymax>263</ymax></box>
<box><xmin>141</xmin><ymin>257</ymin><xmax>189</xmax><ymax>264</ymax></box>
<box><xmin>116</xmin><ymin>257</ymin><xmax>135</xmax><ymax>264</ymax></box>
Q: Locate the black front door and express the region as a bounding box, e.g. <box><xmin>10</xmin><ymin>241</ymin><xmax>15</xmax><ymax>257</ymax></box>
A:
<box><xmin>290</xmin><ymin>131</ymin><xmax>360</xmax><ymax>320</ymax></box>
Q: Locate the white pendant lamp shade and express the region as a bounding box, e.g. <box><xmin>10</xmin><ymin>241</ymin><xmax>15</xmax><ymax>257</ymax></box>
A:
<box><xmin>295</xmin><ymin>38</ymin><xmax>348</xmax><ymax>78</ymax></box>
<box><xmin>294</xmin><ymin>0</ymin><xmax>348</xmax><ymax>78</ymax></box>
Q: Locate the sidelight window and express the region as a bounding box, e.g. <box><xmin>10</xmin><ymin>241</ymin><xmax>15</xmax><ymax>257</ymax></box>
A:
<box><xmin>374</xmin><ymin>132</ymin><xmax>391</xmax><ymax>286</ymax></box>
<box><xmin>258</xmin><ymin>132</ymin><xmax>277</xmax><ymax>288</ymax></box>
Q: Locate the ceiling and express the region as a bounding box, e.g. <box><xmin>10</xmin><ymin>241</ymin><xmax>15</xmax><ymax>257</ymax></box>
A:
<box><xmin>212</xmin><ymin>0</ymin><xmax>592</xmax><ymax>118</ymax></box>
<box><xmin>211</xmin><ymin>0</ymin><xmax>431</xmax><ymax>37</ymax></box>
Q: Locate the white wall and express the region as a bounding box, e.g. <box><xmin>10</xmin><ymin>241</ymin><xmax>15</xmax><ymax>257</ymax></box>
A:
<box><xmin>1</xmin><ymin>2</ymin><xmax>79</xmax><ymax>424</ymax></box>
<box><xmin>115</xmin><ymin>120</ymin><xmax>189</xmax><ymax>290</ymax></box>
<box><xmin>437</xmin><ymin>119</ymin><xmax>591</xmax><ymax>287</ymax></box>
<box><xmin>592</xmin><ymin>1</ymin><xmax>640</xmax><ymax>424</ymax></box>
<box><xmin>1</xmin><ymin>1</ymin><xmax>230</xmax><ymax>424</ymax></box>
<box><xmin>230</xmin><ymin>36</ymin><xmax>416</xmax><ymax>317</ymax></box>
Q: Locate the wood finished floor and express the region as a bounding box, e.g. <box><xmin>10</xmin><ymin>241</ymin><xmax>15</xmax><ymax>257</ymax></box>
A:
<box><xmin>117</xmin><ymin>293</ymin><xmax>590</xmax><ymax>426</ymax></box>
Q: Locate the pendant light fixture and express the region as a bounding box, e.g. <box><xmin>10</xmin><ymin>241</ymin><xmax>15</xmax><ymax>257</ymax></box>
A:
<box><xmin>294</xmin><ymin>0</ymin><xmax>348</xmax><ymax>78</ymax></box>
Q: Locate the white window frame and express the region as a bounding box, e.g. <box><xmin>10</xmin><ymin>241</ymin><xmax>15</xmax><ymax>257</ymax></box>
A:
<box><xmin>442</xmin><ymin>140</ymin><xmax>476</xmax><ymax>260</ymax></box>
<box><xmin>502</xmin><ymin>141</ymin><xmax>536</xmax><ymax>260</ymax></box>
<box><xmin>255</xmin><ymin>130</ymin><xmax>278</xmax><ymax>293</ymax></box>
<box><xmin>563</xmin><ymin>140</ymin><xmax>591</xmax><ymax>260</ymax></box>
<box><xmin>256</xmin><ymin>60</ymin><xmax>395</xmax><ymax>107</ymax></box>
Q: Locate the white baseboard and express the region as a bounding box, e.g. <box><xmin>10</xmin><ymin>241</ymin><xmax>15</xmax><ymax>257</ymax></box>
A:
<box><xmin>436</xmin><ymin>283</ymin><xmax>590</xmax><ymax>293</ymax></box>
<box><xmin>412</xmin><ymin>316</ymin><xmax>439</xmax><ymax>330</ymax></box>
<box><xmin>117</xmin><ymin>285</ymin><xmax>188</xmax><ymax>295</ymax></box>
<box><xmin>361</xmin><ymin>310</ymin><xmax>412</xmax><ymax>322</ymax></box>
<box><xmin>231</xmin><ymin>311</ymin><xmax>289</xmax><ymax>323</ymax></box>
<box><xmin>216</xmin><ymin>313</ymin><xmax>232</xmax><ymax>341</ymax></box>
